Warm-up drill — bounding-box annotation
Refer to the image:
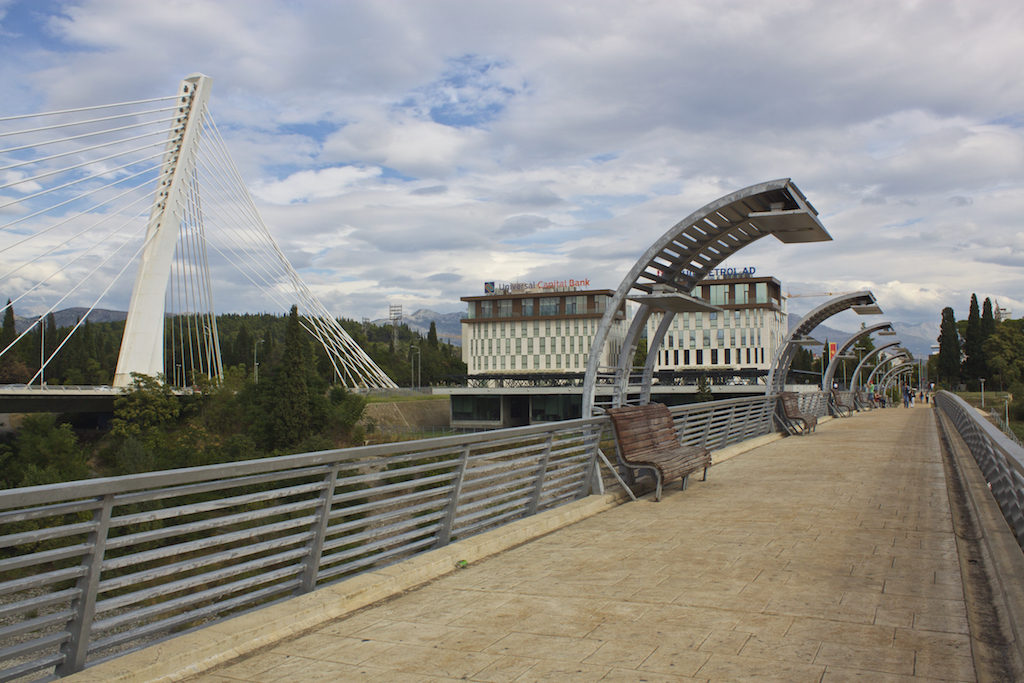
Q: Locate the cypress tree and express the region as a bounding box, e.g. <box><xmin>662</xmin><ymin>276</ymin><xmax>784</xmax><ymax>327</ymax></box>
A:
<box><xmin>963</xmin><ymin>294</ymin><xmax>983</xmax><ymax>387</ymax></box>
<box><xmin>265</xmin><ymin>305</ymin><xmax>311</xmax><ymax>449</ymax></box>
<box><xmin>427</xmin><ymin>321</ymin><xmax>438</xmax><ymax>348</ymax></box>
<box><xmin>1</xmin><ymin>300</ymin><xmax>16</xmax><ymax>350</ymax></box>
<box><xmin>937</xmin><ymin>307</ymin><xmax>961</xmax><ymax>388</ymax></box>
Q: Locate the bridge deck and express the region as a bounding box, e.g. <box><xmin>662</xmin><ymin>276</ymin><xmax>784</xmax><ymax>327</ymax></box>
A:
<box><xmin>140</xmin><ymin>405</ymin><xmax>982</xmax><ymax>680</ymax></box>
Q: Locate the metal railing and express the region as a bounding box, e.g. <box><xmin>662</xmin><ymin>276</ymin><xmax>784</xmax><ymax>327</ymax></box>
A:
<box><xmin>669</xmin><ymin>395</ymin><xmax>776</xmax><ymax>451</ymax></box>
<box><xmin>936</xmin><ymin>391</ymin><xmax>1024</xmax><ymax>549</ymax></box>
<box><xmin>1</xmin><ymin>394</ymin><xmax>786</xmax><ymax>680</ymax></box>
<box><xmin>989</xmin><ymin>408</ymin><xmax>1024</xmax><ymax>448</ymax></box>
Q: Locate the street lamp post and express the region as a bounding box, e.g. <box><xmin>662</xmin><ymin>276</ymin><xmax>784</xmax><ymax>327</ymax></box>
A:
<box><xmin>253</xmin><ymin>339</ymin><xmax>264</xmax><ymax>384</ymax></box>
<box><xmin>409</xmin><ymin>345</ymin><xmax>421</xmax><ymax>389</ymax></box>
<box><xmin>981</xmin><ymin>378</ymin><xmax>986</xmax><ymax>408</ymax></box>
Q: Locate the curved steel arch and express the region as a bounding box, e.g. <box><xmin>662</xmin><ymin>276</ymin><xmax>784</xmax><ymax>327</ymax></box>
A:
<box><xmin>765</xmin><ymin>291</ymin><xmax>880</xmax><ymax>395</ymax></box>
<box><xmin>821</xmin><ymin>321</ymin><xmax>894</xmax><ymax>391</ymax></box>
<box><xmin>581</xmin><ymin>179</ymin><xmax>832</xmax><ymax>415</ymax></box>
<box><xmin>864</xmin><ymin>351</ymin><xmax>912</xmax><ymax>389</ymax></box>
<box><xmin>880</xmin><ymin>363</ymin><xmax>913</xmax><ymax>394</ymax></box>
<box><xmin>850</xmin><ymin>340</ymin><xmax>902</xmax><ymax>392</ymax></box>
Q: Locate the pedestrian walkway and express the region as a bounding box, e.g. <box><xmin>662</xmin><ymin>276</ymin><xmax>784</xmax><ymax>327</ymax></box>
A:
<box><xmin>193</xmin><ymin>405</ymin><xmax>973</xmax><ymax>682</ymax></box>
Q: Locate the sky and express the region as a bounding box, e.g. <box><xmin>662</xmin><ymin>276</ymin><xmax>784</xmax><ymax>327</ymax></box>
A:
<box><xmin>2</xmin><ymin>0</ymin><xmax>1023</xmax><ymax>337</ymax></box>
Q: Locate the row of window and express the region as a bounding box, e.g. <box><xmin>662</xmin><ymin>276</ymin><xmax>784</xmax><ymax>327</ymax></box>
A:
<box><xmin>468</xmin><ymin>295</ymin><xmax>607</xmax><ymax>319</ymax></box>
<box><xmin>469</xmin><ymin>335</ymin><xmax>591</xmax><ymax>355</ymax></box>
<box><xmin>468</xmin><ymin>318</ymin><xmax>599</xmax><ymax>339</ymax></box>
<box><xmin>471</xmin><ymin>354</ymin><xmax>590</xmax><ymax>371</ymax></box>
<box><xmin>661</xmin><ymin>347</ymin><xmax>766</xmax><ymax>366</ymax></box>
<box><xmin>701</xmin><ymin>282</ymin><xmax>773</xmax><ymax>306</ymax></box>
<box><xmin>665</xmin><ymin>328</ymin><xmax>762</xmax><ymax>348</ymax></box>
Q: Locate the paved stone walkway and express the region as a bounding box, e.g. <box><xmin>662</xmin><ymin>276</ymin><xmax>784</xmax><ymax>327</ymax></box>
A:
<box><xmin>194</xmin><ymin>404</ymin><xmax>974</xmax><ymax>682</ymax></box>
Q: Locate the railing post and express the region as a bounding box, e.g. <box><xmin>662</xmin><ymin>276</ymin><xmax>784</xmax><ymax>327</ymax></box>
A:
<box><xmin>58</xmin><ymin>494</ymin><xmax>113</xmax><ymax>676</ymax></box>
<box><xmin>300</xmin><ymin>464</ymin><xmax>339</xmax><ymax>593</ymax></box>
<box><xmin>435</xmin><ymin>446</ymin><xmax>470</xmax><ymax>548</ymax></box>
<box><xmin>527</xmin><ymin>435</ymin><xmax>555</xmax><ymax>515</ymax></box>
<box><xmin>700</xmin><ymin>405</ymin><xmax>714</xmax><ymax>450</ymax></box>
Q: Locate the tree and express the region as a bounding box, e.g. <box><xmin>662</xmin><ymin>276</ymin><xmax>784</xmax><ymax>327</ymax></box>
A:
<box><xmin>984</xmin><ymin>319</ymin><xmax>1024</xmax><ymax>390</ymax></box>
<box><xmin>962</xmin><ymin>294</ymin><xmax>984</xmax><ymax>387</ymax></box>
<box><xmin>937</xmin><ymin>307</ymin><xmax>961</xmax><ymax>388</ymax></box>
<box><xmin>1</xmin><ymin>299</ymin><xmax>15</xmax><ymax>349</ymax></box>
<box><xmin>0</xmin><ymin>414</ymin><xmax>89</xmax><ymax>488</ymax></box>
<box><xmin>427</xmin><ymin>321</ymin><xmax>438</xmax><ymax>348</ymax></box>
<box><xmin>261</xmin><ymin>305</ymin><xmax>312</xmax><ymax>450</ymax></box>
<box><xmin>695</xmin><ymin>375</ymin><xmax>714</xmax><ymax>401</ymax></box>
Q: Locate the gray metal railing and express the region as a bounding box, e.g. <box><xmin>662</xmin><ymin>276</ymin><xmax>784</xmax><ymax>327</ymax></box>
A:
<box><xmin>1</xmin><ymin>394</ymin><xmax>784</xmax><ymax>680</ymax></box>
<box><xmin>936</xmin><ymin>391</ymin><xmax>1024</xmax><ymax>549</ymax></box>
<box><xmin>669</xmin><ymin>395</ymin><xmax>776</xmax><ymax>451</ymax></box>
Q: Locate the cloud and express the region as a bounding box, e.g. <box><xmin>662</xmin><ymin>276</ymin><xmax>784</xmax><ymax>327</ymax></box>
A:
<box><xmin>2</xmin><ymin>0</ymin><xmax>1023</xmax><ymax>333</ymax></box>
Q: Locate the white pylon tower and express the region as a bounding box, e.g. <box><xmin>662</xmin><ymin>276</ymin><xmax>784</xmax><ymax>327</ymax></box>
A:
<box><xmin>114</xmin><ymin>74</ymin><xmax>212</xmax><ymax>387</ymax></box>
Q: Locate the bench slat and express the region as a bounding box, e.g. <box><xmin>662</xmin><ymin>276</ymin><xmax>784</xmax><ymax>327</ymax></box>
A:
<box><xmin>607</xmin><ymin>403</ymin><xmax>711</xmax><ymax>501</ymax></box>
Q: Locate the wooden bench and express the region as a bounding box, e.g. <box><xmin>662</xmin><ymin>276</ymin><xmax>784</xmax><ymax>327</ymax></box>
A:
<box><xmin>779</xmin><ymin>391</ymin><xmax>817</xmax><ymax>435</ymax></box>
<box><xmin>830</xmin><ymin>389</ymin><xmax>853</xmax><ymax>417</ymax></box>
<box><xmin>607</xmin><ymin>403</ymin><xmax>711</xmax><ymax>501</ymax></box>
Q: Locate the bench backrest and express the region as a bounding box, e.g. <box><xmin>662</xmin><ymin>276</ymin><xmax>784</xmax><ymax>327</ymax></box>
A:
<box><xmin>780</xmin><ymin>391</ymin><xmax>803</xmax><ymax>417</ymax></box>
<box><xmin>607</xmin><ymin>403</ymin><xmax>679</xmax><ymax>454</ymax></box>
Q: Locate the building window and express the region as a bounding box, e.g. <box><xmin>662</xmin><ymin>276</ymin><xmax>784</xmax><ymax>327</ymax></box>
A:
<box><xmin>539</xmin><ymin>298</ymin><xmax>559</xmax><ymax>316</ymax></box>
<box><xmin>724</xmin><ymin>348</ymin><xmax>731</xmax><ymax>364</ymax></box>
<box><xmin>711</xmin><ymin>349</ymin><xmax>718</xmax><ymax>365</ymax></box>
<box><xmin>539</xmin><ymin>338</ymin><xmax>546</xmax><ymax>353</ymax></box>
<box><xmin>673</xmin><ymin>350</ymin><xmax>679</xmax><ymax>365</ymax></box>
<box><xmin>480</xmin><ymin>301</ymin><xmax>493</xmax><ymax>318</ymax></box>
<box><xmin>717</xmin><ymin>329</ymin><xmax>725</xmax><ymax>344</ymax></box>
<box><xmin>684</xmin><ymin>349</ymin><xmax>690</xmax><ymax>365</ymax></box>
<box><xmin>565</xmin><ymin>295</ymin><xmax>585</xmax><ymax>314</ymax></box>
<box><xmin>521</xmin><ymin>298</ymin><xmax>534</xmax><ymax>316</ymax></box>
<box><xmin>755</xmin><ymin>282</ymin><xmax>768</xmax><ymax>303</ymax></box>
<box><xmin>498</xmin><ymin>299</ymin><xmax>512</xmax><ymax>317</ymax></box>
<box><xmin>703</xmin><ymin>330</ymin><xmax>710</xmax><ymax>346</ymax></box>
<box><xmin>696</xmin><ymin>350</ymin><xmax>703</xmax><ymax>365</ymax></box>
<box><xmin>710</xmin><ymin>284</ymin><xmax>728</xmax><ymax>305</ymax></box>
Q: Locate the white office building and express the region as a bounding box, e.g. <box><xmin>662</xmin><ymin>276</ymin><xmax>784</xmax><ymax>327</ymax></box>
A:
<box><xmin>647</xmin><ymin>274</ymin><xmax>787</xmax><ymax>373</ymax></box>
<box><xmin>461</xmin><ymin>283</ymin><xmax>628</xmax><ymax>375</ymax></box>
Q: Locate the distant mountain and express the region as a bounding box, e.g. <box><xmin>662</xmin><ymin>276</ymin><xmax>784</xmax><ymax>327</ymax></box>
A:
<box><xmin>372</xmin><ymin>308</ymin><xmax>464</xmax><ymax>345</ymax></box>
<box><xmin>14</xmin><ymin>308</ymin><xmax>127</xmax><ymax>333</ymax></box>
<box><xmin>788</xmin><ymin>314</ymin><xmax>937</xmax><ymax>359</ymax></box>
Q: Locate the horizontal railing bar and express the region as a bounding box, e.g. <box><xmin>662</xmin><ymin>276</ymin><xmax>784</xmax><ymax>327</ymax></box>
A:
<box><xmin>454</xmin><ymin>507</ymin><xmax>526</xmax><ymax>539</ymax></box>
<box><xmin>0</xmin><ymin>541</ymin><xmax>93</xmax><ymax>573</ymax></box>
<box><xmin>323</xmin><ymin>499</ymin><xmax>446</xmax><ymax>539</ymax></box>
<box><xmin>94</xmin><ymin>556</ymin><xmax>307</xmax><ymax>628</ymax></box>
<box><xmin>88</xmin><ymin>580</ymin><xmax>300</xmax><ymax>655</ymax></box>
<box><xmin>109</xmin><ymin>480</ymin><xmax>326</xmax><ymax>528</ymax></box>
<box><xmin>0</xmin><ymin>631</ymin><xmax>68</xmax><ymax>665</ymax></box>
<box><xmin>316</xmin><ymin>537</ymin><xmax>437</xmax><ymax>583</ymax></box>
<box><xmin>105</xmin><ymin>497</ymin><xmax>319</xmax><ymax>550</ymax></box>
<box><xmin>0</xmin><ymin>650</ymin><xmax>65</xmax><ymax>682</ymax></box>
<box><xmin>98</xmin><ymin>531</ymin><xmax>311</xmax><ymax>594</ymax></box>
<box><xmin>331</xmin><ymin>458</ymin><xmax>460</xmax><ymax>487</ymax></box>
<box><xmin>0</xmin><ymin>417</ymin><xmax>608</xmax><ymax>510</ymax></box>
<box><xmin>320</xmin><ymin>514</ymin><xmax>445</xmax><ymax>555</ymax></box>
<box><xmin>0</xmin><ymin>588</ymin><xmax>79</xmax><ymax>622</ymax></box>
<box><xmin>0</xmin><ymin>608</ymin><xmax>75</xmax><ymax>642</ymax></box>
<box><xmin>456</xmin><ymin>493</ymin><xmax>532</xmax><ymax>525</ymax></box>
<box><xmin>0</xmin><ymin>521</ymin><xmax>96</xmax><ymax>550</ymax></box>
<box><xmin>330</xmin><ymin>470</ymin><xmax>458</xmax><ymax>505</ymax></box>
<box><xmin>101</xmin><ymin>516</ymin><xmax>315</xmax><ymax>571</ymax></box>
<box><xmin>326</xmin><ymin>487</ymin><xmax>449</xmax><ymax>522</ymax></box>
<box><xmin>0</xmin><ymin>497</ymin><xmax>102</xmax><ymax>525</ymax></box>
<box><xmin>111</xmin><ymin>465</ymin><xmax>334</xmax><ymax>507</ymax></box>
<box><xmin>320</xmin><ymin>524</ymin><xmax>439</xmax><ymax>562</ymax></box>
<box><xmin>0</xmin><ymin>566</ymin><xmax>86</xmax><ymax>597</ymax></box>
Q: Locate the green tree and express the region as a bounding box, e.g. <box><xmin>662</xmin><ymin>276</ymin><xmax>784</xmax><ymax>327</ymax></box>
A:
<box><xmin>0</xmin><ymin>414</ymin><xmax>89</xmax><ymax>488</ymax></box>
<box><xmin>937</xmin><ymin>307</ymin><xmax>961</xmax><ymax>388</ymax></box>
<box><xmin>962</xmin><ymin>294</ymin><xmax>984</xmax><ymax>387</ymax></box>
<box><xmin>984</xmin><ymin>319</ymin><xmax>1024</xmax><ymax>390</ymax></box>
<box><xmin>261</xmin><ymin>305</ymin><xmax>312</xmax><ymax>450</ymax></box>
<box><xmin>1</xmin><ymin>299</ymin><xmax>15</xmax><ymax>350</ymax></box>
<box><xmin>695</xmin><ymin>375</ymin><xmax>714</xmax><ymax>401</ymax></box>
<box><xmin>427</xmin><ymin>321</ymin><xmax>438</xmax><ymax>348</ymax></box>
<box><xmin>110</xmin><ymin>373</ymin><xmax>181</xmax><ymax>446</ymax></box>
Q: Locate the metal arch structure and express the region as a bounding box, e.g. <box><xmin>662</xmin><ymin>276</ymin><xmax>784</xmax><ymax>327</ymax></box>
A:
<box><xmin>821</xmin><ymin>321</ymin><xmax>894</xmax><ymax>391</ymax></box>
<box><xmin>581</xmin><ymin>179</ymin><xmax>832</xmax><ymax>415</ymax></box>
<box><xmin>864</xmin><ymin>350</ymin><xmax>912</xmax><ymax>389</ymax></box>
<box><xmin>880</xmin><ymin>363</ymin><xmax>914</xmax><ymax>395</ymax></box>
<box><xmin>765</xmin><ymin>291</ymin><xmax>881</xmax><ymax>395</ymax></box>
<box><xmin>850</xmin><ymin>341</ymin><xmax>902</xmax><ymax>392</ymax></box>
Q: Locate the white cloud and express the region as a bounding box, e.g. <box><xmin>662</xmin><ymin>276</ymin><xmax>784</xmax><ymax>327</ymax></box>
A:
<box><xmin>1</xmin><ymin>0</ymin><xmax>1023</xmax><ymax>334</ymax></box>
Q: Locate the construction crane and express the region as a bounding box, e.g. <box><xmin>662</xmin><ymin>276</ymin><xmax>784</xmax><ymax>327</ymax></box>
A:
<box><xmin>785</xmin><ymin>290</ymin><xmax>855</xmax><ymax>299</ymax></box>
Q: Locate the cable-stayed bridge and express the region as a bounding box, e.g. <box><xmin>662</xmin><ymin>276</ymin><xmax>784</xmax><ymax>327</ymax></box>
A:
<box><xmin>0</xmin><ymin>73</ymin><xmax>396</xmax><ymax>395</ymax></box>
